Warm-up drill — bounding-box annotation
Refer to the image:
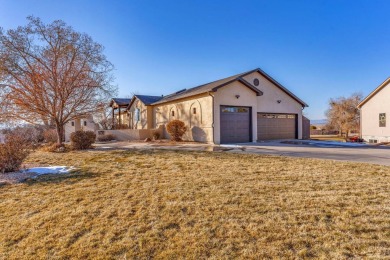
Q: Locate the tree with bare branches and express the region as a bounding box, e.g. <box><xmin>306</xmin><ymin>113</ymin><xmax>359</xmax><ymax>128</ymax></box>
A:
<box><xmin>0</xmin><ymin>16</ymin><xmax>116</xmax><ymax>145</ymax></box>
<box><xmin>94</xmin><ymin>103</ymin><xmax>114</xmax><ymax>130</ymax></box>
<box><xmin>325</xmin><ymin>93</ymin><xmax>362</xmax><ymax>140</ymax></box>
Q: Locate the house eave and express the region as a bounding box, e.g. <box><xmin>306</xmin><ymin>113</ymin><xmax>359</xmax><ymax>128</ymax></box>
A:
<box><xmin>357</xmin><ymin>77</ymin><xmax>390</xmax><ymax>109</ymax></box>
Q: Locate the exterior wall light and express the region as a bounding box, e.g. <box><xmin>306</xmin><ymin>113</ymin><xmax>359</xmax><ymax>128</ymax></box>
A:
<box><xmin>235</xmin><ymin>95</ymin><xmax>240</xmax><ymax>99</ymax></box>
<box><xmin>277</xmin><ymin>100</ymin><xmax>282</xmax><ymax>103</ymax></box>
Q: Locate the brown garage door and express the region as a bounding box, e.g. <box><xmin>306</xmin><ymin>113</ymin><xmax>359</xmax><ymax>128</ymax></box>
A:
<box><xmin>257</xmin><ymin>113</ymin><xmax>297</xmax><ymax>140</ymax></box>
<box><xmin>220</xmin><ymin>106</ymin><xmax>251</xmax><ymax>143</ymax></box>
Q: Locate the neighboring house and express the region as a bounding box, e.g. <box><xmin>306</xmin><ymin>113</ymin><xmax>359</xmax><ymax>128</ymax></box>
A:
<box><xmin>64</xmin><ymin>116</ymin><xmax>98</xmax><ymax>142</ymax></box>
<box><xmin>358</xmin><ymin>78</ymin><xmax>390</xmax><ymax>143</ymax></box>
<box><xmin>127</xmin><ymin>68</ymin><xmax>308</xmax><ymax>144</ymax></box>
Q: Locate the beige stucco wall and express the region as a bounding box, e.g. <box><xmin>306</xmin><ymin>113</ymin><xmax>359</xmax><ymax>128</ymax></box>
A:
<box><xmin>128</xmin><ymin>99</ymin><xmax>149</xmax><ymax>129</ymax></box>
<box><xmin>123</xmin><ymin>71</ymin><xmax>305</xmax><ymax>144</ymax></box>
<box><xmin>213</xmin><ymin>81</ymin><xmax>258</xmax><ymax>144</ymax></box>
<box><xmin>97</xmin><ymin>125</ymin><xmax>163</xmax><ymax>141</ymax></box>
<box><xmin>153</xmin><ymin>93</ymin><xmax>214</xmax><ymax>143</ymax></box>
<box><xmin>64</xmin><ymin>116</ymin><xmax>97</xmax><ymax>142</ymax></box>
<box><xmin>243</xmin><ymin>71</ymin><xmax>304</xmax><ymax>139</ymax></box>
<box><xmin>360</xmin><ymin>82</ymin><xmax>390</xmax><ymax>142</ymax></box>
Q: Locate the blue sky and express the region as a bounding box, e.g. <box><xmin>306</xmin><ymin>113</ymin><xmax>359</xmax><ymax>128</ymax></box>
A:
<box><xmin>1</xmin><ymin>0</ymin><xmax>390</xmax><ymax>119</ymax></box>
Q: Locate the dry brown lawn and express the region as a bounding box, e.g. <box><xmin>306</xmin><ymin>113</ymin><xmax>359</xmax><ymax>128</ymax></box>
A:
<box><xmin>1</xmin><ymin>149</ymin><xmax>390</xmax><ymax>259</ymax></box>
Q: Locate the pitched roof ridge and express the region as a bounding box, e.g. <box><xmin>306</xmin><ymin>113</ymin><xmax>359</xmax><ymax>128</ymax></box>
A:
<box><xmin>135</xmin><ymin>94</ymin><xmax>162</xmax><ymax>98</ymax></box>
<box><xmin>152</xmin><ymin>68</ymin><xmax>258</xmax><ymax>104</ymax></box>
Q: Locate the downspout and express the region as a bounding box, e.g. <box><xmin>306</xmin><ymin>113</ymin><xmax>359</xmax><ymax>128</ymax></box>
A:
<box><xmin>209</xmin><ymin>92</ymin><xmax>215</xmax><ymax>144</ymax></box>
<box><xmin>359</xmin><ymin>108</ymin><xmax>362</xmax><ymax>139</ymax></box>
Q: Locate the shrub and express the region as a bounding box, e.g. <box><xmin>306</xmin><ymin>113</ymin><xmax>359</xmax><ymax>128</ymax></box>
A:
<box><xmin>0</xmin><ymin>134</ymin><xmax>31</xmax><ymax>173</ymax></box>
<box><xmin>3</xmin><ymin>125</ymin><xmax>45</xmax><ymax>145</ymax></box>
<box><xmin>43</xmin><ymin>129</ymin><xmax>58</xmax><ymax>143</ymax></box>
<box><xmin>166</xmin><ymin>120</ymin><xmax>187</xmax><ymax>141</ymax></box>
<box><xmin>152</xmin><ymin>131</ymin><xmax>160</xmax><ymax>140</ymax></box>
<box><xmin>70</xmin><ymin>130</ymin><xmax>96</xmax><ymax>150</ymax></box>
<box><xmin>96</xmin><ymin>134</ymin><xmax>116</xmax><ymax>142</ymax></box>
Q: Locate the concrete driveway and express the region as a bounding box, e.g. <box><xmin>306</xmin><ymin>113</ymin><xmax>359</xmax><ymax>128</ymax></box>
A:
<box><xmin>94</xmin><ymin>140</ymin><xmax>390</xmax><ymax>166</ymax></box>
<box><xmin>228</xmin><ymin>140</ymin><xmax>390</xmax><ymax>166</ymax></box>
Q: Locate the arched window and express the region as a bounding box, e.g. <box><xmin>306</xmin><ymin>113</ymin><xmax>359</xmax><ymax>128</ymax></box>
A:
<box><xmin>190</xmin><ymin>101</ymin><xmax>202</xmax><ymax>127</ymax></box>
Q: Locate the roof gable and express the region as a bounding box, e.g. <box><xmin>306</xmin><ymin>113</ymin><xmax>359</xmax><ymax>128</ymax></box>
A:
<box><xmin>358</xmin><ymin>78</ymin><xmax>390</xmax><ymax>108</ymax></box>
<box><xmin>135</xmin><ymin>95</ymin><xmax>163</xmax><ymax>105</ymax></box>
<box><xmin>128</xmin><ymin>95</ymin><xmax>164</xmax><ymax>109</ymax></box>
<box><xmin>109</xmin><ymin>98</ymin><xmax>131</xmax><ymax>107</ymax></box>
<box><xmin>246</xmin><ymin>69</ymin><xmax>308</xmax><ymax>107</ymax></box>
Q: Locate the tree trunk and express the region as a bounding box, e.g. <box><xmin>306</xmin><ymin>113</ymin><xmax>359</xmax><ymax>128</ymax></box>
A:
<box><xmin>56</xmin><ymin>124</ymin><xmax>65</xmax><ymax>145</ymax></box>
<box><xmin>345</xmin><ymin>130</ymin><xmax>349</xmax><ymax>142</ymax></box>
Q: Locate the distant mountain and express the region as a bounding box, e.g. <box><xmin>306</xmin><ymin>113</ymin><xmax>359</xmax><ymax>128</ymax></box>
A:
<box><xmin>310</xmin><ymin>119</ymin><xmax>327</xmax><ymax>125</ymax></box>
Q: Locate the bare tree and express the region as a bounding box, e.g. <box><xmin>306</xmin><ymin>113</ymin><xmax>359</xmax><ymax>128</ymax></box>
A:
<box><xmin>94</xmin><ymin>103</ymin><xmax>114</xmax><ymax>130</ymax></box>
<box><xmin>325</xmin><ymin>93</ymin><xmax>362</xmax><ymax>140</ymax></box>
<box><xmin>0</xmin><ymin>16</ymin><xmax>116</xmax><ymax>145</ymax></box>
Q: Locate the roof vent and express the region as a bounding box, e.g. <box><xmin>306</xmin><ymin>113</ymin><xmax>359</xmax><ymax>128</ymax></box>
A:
<box><xmin>175</xmin><ymin>88</ymin><xmax>186</xmax><ymax>94</ymax></box>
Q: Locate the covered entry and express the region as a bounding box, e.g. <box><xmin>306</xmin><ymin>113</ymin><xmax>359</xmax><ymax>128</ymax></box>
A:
<box><xmin>257</xmin><ymin>113</ymin><xmax>297</xmax><ymax>140</ymax></box>
<box><xmin>220</xmin><ymin>106</ymin><xmax>251</xmax><ymax>143</ymax></box>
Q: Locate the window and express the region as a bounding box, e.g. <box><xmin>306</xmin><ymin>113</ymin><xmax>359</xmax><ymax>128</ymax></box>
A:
<box><xmin>193</xmin><ymin>108</ymin><xmax>196</xmax><ymax>114</ymax></box>
<box><xmin>253</xmin><ymin>78</ymin><xmax>260</xmax><ymax>86</ymax></box>
<box><xmin>71</xmin><ymin>121</ymin><xmax>74</xmax><ymax>126</ymax></box>
<box><xmin>379</xmin><ymin>113</ymin><xmax>386</xmax><ymax>127</ymax></box>
<box><xmin>261</xmin><ymin>114</ymin><xmax>295</xmax><ymax>119</ymax></box>
<box><xmin>134</xmin><ymin>108</ymin><xmax>140</xmax><ymax>122</ymax></box>
<box><xmin>221</xmin><ymin>107</ymin><xmax>249</xmax><ymax>113</ymax></box>
<box><xmin>171</xmin><ymin>110</ymin><xmax>175</xmax><ymax>117</ymax></box>
<box><xmin>84</xmin><ymin>121</ymin><xmax>87</xmax><ymax>126</ymax></box>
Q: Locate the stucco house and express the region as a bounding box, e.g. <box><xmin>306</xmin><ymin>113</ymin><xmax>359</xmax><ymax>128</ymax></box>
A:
<box><xmin>127</xmin><ymin>68</ymin><xmax>308</xmax><ymax>144</ymax></box>
<box><xmin>64</xmin><ymin>115</ymin><xmax>97</xmax><ymax>142</ymax></box>
<box><xmin>358</xmin><ymin>78</ymin><xmax>390</xmax><ymax>143</ymax></box>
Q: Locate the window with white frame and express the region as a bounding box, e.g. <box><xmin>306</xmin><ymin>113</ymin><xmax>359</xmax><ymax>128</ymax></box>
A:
<box><xmin>134</xmin><ymin>108</ymin><xmax>140</xmax><ymax>122</ymax></box>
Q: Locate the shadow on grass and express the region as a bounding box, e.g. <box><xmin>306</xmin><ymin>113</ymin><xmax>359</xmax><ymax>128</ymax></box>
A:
<box><xmin>23</xmin><ymin>169</ymin><xmax>99</xmax><ymax>186</ymax></box>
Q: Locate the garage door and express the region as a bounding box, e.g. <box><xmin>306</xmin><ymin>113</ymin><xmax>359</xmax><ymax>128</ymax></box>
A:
<box><xmin>220</xmin><ymin>106</ymin><xmax>251</xmax><ymax>143</ymax></box>
<box><xmin>257</xmin><ymin>113</ymin><xmax>297</xmax><ymax>140</ymax></box>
